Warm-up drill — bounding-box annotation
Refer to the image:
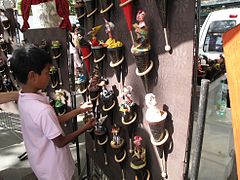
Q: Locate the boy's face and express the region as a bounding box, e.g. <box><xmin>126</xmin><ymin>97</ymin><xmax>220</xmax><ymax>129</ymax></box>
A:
<box><xmin>34</xmin><ymin>64</ymin><xmax>51</xmax><ymax>90</ymax></box>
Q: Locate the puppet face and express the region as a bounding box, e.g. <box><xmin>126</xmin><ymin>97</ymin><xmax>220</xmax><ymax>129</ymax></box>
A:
<box><xmin>145</xmin><ymin>93</ymin><xmax>157</xmax><ymax>107</ymax></box>
<box><xmin>136</xmin><ymin>10</ymin><xmax>146</xmax><ymax>23</ymax></box>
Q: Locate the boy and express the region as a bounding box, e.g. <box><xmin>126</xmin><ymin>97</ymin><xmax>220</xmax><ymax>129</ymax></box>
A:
<box><xmin>10</xmin><ymin>45</ymin><xmax>95</xmax><ymax>180</ymax></box>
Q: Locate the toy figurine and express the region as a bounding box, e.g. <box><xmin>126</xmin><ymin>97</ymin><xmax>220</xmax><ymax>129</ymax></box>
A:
<box><xmin>131</xmin><ymin>10</ymin><xmax>153</xmax><ymax>93</ymax></box>
<box><xmin>120</xmin><ymin>85</ymin><xmax>137</xmax><ymax>153</ymax></box>
<box><xmin>110</xmin><ymin>125</ymin><xmax>126</xmax><ymax>180</ymax></box>
<box><xmin>145</xmin><ymin>93</ymin><xmax>169</xmax><ymax>178</ymax></box>
<box><xmin>102</xmin><ymin>87</ymin><xmax>115</xmax><ymax>111</ymax></box>
<box><xmin>75</xmin><ymin>66</ymin><xmax>88</xmax><ymax>93</ymax></box>
<box><xmin>120</xmin><ymin>85</ymin><xmax>136</xmax><ymax>123</ymax></box>
<box><xmin>89</xmin><ymin>25</ymin><xmax>106</xmax><ymax>77</ymax></box>
<box><xmin>104</xmin><ymin>18</ymin><xmax>115</xmax><ymax>39</ymax></box>
<box><xmin>130</xmin><ymin>136</ymin><xmax>150</xmax><ymax>180</ymax></box>
<box><xmin>54</xmin><ymin>89</ymin><xmax>67</xmax><ymax>115</ymax></box>
<box><xmin>49</xmin><ymin>66</ymin><xmax>59</xmax><ymax>89</ymax></box>
<box><xmin>104</xmin><ymin>19</ymin><xmax>124</xmax><ymax>87</ymax></box>
<box><xmin>132</xmin><ymin>10</ymin><xmax>150</xmax><ymax>50</ymax></box>
<box><xmin>51</xmin><ymin>41</ymin><xmax>63</xmax><ymax>85</ymax></box>
<box><xmin>145</xmin><ymin>93</ymin><xmax>168</xmax><ymax>145</ymax></box>
<box><xmin>38</xmin><ymin>39</ymin><xmax>48</xmax><ymax>53</ymax></box>
<box><xmin>94</xmin><ymin>113</ymin><xmax>108</xmax><ymax>165</ymax></box>
<box><xmin>83</xmin><ymin>111</ymin><xmax>97</xmax><ymax>151</ymax></box>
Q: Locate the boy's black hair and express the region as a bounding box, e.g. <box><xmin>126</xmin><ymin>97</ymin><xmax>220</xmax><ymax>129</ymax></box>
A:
<box><xmin>10</xmin><ymin>45</ymin><xmax>52</xmax><ymax>84</ymax></box>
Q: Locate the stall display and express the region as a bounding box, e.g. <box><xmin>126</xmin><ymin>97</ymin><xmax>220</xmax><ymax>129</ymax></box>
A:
<box><xmin>131</xmin><ymin>10</ymin><xmax>153</xmax><ymax>93</ymax></box>
<box><xmin>20</xmin><ymin>0</ymin><xmax>196</xmax><ymax>179</ymax></box>
<box><xmin>80</xmin><ymin>0</ymin><xmax>195</xmax><ymax>179</ymax></box>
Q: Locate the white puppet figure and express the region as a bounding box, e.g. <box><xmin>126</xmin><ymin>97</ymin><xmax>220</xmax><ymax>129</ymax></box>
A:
<box><xmin>104</xmin><ymin>18</ymin><xmax>115</xmax><ymax>39</ymax></box>
<box><xmin>145</xmin><ymin>93</ymin><xmax>167</xmax><ymax>123</ymax></box>
<box><xmin>121</xmin><ymin>85</ymin><xmax>134</xmax><ymax>107</ymax></box>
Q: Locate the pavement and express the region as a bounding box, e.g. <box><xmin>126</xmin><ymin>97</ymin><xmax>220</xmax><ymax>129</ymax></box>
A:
<box><xmin>0</xmin><ymin>114</ymin><xmax>87</xmax><ymax>180</ymax></box>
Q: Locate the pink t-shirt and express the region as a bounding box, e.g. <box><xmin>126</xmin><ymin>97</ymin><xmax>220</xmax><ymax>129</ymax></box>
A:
<box><xmin>18</xmin><ymin>91</ymin><xmax>75</xmax><ymax>180</ymax></box>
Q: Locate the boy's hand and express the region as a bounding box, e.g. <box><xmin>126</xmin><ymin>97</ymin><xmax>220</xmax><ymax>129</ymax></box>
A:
<box><xmin>80</xmin><ymin>101</ymin><xmax>93</xmax><ymax>113</ymax></box>
<box><xmin>84</xmin><ymin>118</ymin><xmax>96</xmax><ymax>130</ymax></box>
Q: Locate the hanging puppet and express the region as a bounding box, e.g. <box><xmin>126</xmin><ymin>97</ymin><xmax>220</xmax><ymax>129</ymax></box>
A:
<box><xmin>51</xmin><ymin>40</ymin><xmax>63</xmax><ymax>85</ymax></box>
<box><xmin>89</xmin><ymin>25</ymin><xmax>106</xmax><ymax>77</ymax></box>
<box><xmin>104</xmin><ymin>18</ymin><xmax>124</xmax><ymax>90</ymax></box>
<box><xmin>119</xmin><ymin>85</ymin><xmax>137</xmax><ymax>153</ymax></box>
<box><xmin>94</xmin><ymin>113</ymin><xmax>108</xmax><ymax>165</ymax></box>
<box><xmin>130</xmin><ymin>136</ymin><xmax>151</xmax><ymax>180</ymax></box>
<box><xmin>131</xmin><ymin>10</ymin><xmax>153</xmax><ymax>93</ymax></box>
<box><xmin>145</xmin><ymin>93</ymin><xmax>169</xmax><ymax>178</ymax></box>
<box><xmin>110</xmin><ymin>125</ymin><xmax>127</xmax><ymax>180</ymax></box>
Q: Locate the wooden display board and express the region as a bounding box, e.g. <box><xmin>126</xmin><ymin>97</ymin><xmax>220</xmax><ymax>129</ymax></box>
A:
<box><xmin>83</xmin><ymin>0</ymin><xmax>196</xmax><ymax>179</ymax></box>
<box><xmin>222</xmin><ymin>24</ymin><xmax>240</xmax><ymax>179</ymax></box>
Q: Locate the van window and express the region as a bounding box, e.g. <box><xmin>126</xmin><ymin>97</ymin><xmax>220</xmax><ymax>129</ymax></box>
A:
<box><xmin>203</xmin><ymin>20</ymin><xmax>236</xmax><ymax>53</ymax></box>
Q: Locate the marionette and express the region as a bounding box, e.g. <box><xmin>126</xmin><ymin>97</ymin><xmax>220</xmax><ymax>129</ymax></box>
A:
<box><xmin>104</xmin><ymin>19</ymin><xmax>124</xmax><ymax>90</ymax></box>
<box><xmin>89</xmin><ymin>25</ymin><xmax>106</xmax><ymax>77</ymax></box>
<box><xmin>110</xmin><ymin>125</ymin><xmax>126</xmax><ymax>180</ymax></box>
<box><xmin>130</xmin><ymin>136</ymin><xmax>151</xmax><ymax>180</ymax></box>
<box><xmin>145</xmin><ymin>93</ymin><xmax>169</xmax><ymax>178</ymax></box>
<box><xmin>131</xmin><ymin>10</ymin><xmax>153</xmax><ymax>93</ymax></box>
<box><xmin>119</xmin><ymin>85</ymin><xmax>137</xmax><ymax>153</ymax></box>
<box><xmin>54</xmin><ymin>89</ymin><xmax>67</xmax><ymax>115</ymax></box>
<box><xmin>94</xmin><ymin>113</ymin><xmax>108</xmax><ymax>165</ymax></box>
<box><xmin>51</xmin><ymin>41</ymin><xmax>63</xmax><ymax>85</ymax></box>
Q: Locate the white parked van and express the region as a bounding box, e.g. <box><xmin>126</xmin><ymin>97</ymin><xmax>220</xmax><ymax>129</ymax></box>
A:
<box><xmin>199</xmin><ymin>8</ymin><xmax>240</xmax><ymax>60</ymax></box>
